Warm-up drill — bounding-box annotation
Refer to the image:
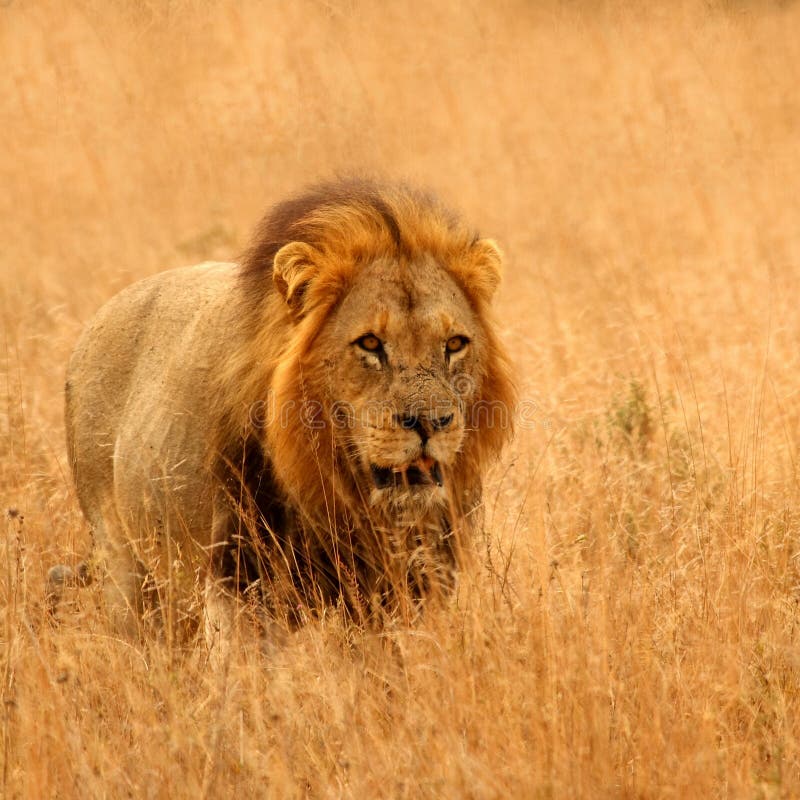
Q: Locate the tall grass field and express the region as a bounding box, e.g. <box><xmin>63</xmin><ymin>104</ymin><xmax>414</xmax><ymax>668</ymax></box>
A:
<box><xmin>2</xmin><ymin>1</ymin><xmax>800</xmax><ymax>796</ymax></box>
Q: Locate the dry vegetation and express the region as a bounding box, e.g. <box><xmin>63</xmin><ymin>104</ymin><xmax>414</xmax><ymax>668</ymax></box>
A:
<box><xmin>3</xmin><ymin>0</ymin><xmax>800</xmax><ymax>796</ymax></box>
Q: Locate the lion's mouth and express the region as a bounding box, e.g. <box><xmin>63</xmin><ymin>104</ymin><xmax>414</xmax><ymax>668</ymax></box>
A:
<box><xmin>370</xmin><ymin>456</ymin><xmax>443</xmax><ymax>490</ymax></box>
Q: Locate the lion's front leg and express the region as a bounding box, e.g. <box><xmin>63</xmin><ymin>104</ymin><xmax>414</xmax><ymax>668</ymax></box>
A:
<box><xmin>203</xmin><ymin>488</ymin><xmax>285</xmax><ymax>664</ymax></box>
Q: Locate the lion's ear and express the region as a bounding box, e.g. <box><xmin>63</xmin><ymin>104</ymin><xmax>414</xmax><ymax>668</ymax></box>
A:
<box><xmin>464</xmin><ymin>238</ymin><xmax>503</xmax><ymax>303</ymax></box>
<box><xmin>273</xmin><ymin>241</ymin><xmax>320</xmax><ymax>316</ymax></box>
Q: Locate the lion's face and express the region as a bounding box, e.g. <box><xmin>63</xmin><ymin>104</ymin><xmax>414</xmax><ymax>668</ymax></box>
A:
<box><xmin>314</xmin><ymin>256</ymin><xmax>484</xmax><ymax>514</ymax></box>
<box><xmin>259</xmin><ymin>185</ymin><xmax>515</xmax><ymax>530</ymax></box>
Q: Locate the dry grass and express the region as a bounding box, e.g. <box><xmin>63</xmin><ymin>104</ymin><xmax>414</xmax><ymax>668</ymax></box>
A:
<box><xmin>3</xmin><ymin>0</ymin><xmax>800</xmax><ymax>796</ymax></box>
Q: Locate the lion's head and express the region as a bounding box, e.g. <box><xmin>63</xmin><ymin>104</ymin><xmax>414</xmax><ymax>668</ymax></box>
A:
<box><xmin>223</xmin><ymin>178</ymin><xmax>515</xmax><ymax>535</ymax></box>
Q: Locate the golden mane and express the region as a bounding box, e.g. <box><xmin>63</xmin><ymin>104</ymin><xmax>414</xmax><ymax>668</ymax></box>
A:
<box><xmin>242</xmin><ymin>177</ymin><xmax>468</xmax><ymax>292</ymax></box>
<box><xmin>210</xmin><ymin>178</ymin><xmax>516</xmax><ymax>617</ymax></box>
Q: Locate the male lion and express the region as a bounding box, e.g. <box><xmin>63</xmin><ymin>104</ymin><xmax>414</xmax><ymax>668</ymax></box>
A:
<box><xmin>50</xmin><ymin>178</ymin><xmax>515</xmax><ymax>648</ymax></box>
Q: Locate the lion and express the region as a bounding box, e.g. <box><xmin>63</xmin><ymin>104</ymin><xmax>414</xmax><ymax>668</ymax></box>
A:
<box><xmin>48</xmin><ymin>178</ymin><xmax>516</xmax><ymax>650</ymax></box>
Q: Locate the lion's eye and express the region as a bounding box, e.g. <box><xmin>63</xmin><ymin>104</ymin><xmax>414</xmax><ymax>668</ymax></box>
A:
<box><xmin>446</xmin><ymin>335</ymin><xmax>469</xmax><ymax>354</ymax></box>
<box><xmin>356</xmin><ymin>334</ymin><xmax>383</xmax><ymax>353</ymax></box>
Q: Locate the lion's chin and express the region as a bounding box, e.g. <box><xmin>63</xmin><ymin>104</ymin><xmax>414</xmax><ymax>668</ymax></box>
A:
<box><xmin>368</xmin><ymin>484</ymin><xmax>446</xmax><ymax>527</ymax></box>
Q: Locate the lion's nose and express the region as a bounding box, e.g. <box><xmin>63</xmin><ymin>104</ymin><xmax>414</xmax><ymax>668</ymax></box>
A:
<box><xmin>397</xmin><ymin>411</ymin><xmax>455</xmax><ymax>441</ymax></box>
<box><xmin>431</xmin><ymin>413</ymin><xmax>454</xmax><ymax>431</ymax></box>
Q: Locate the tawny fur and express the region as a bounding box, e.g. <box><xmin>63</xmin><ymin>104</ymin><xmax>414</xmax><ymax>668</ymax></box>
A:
<box><xmin>53</xmin><ymin>178</ymin><xmax>516</xmax><ymax>642</ymax></box>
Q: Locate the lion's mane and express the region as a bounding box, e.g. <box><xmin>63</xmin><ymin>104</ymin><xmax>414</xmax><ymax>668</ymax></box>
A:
<box><xmin>207</xmin><ymin>178</ymin><xmax>516</xmax><ymax>619</ymax></box>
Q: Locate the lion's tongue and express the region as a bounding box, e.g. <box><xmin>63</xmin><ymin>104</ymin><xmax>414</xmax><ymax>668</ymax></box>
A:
<box><xmin>400</xmin><ymin>456</ymin><xmax>443</xmax><ymax>487</ymax></box>
<box><xmin>411</xmin><ymin>455</ymin><xmax>436</xmax><ymax>473</ymax></box>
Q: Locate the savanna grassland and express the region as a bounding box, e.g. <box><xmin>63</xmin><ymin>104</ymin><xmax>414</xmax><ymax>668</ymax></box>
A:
<box><xmin>3</xmin><ymin>1</ymin><xmax>800</xmax><ymax>797</ymax></box>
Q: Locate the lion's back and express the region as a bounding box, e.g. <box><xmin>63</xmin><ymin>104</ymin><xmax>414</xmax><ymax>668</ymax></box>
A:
<box><xmin>66</xmin><ymin>261</ymin><xmax>241</xmax><ymax>550</ymax></box>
